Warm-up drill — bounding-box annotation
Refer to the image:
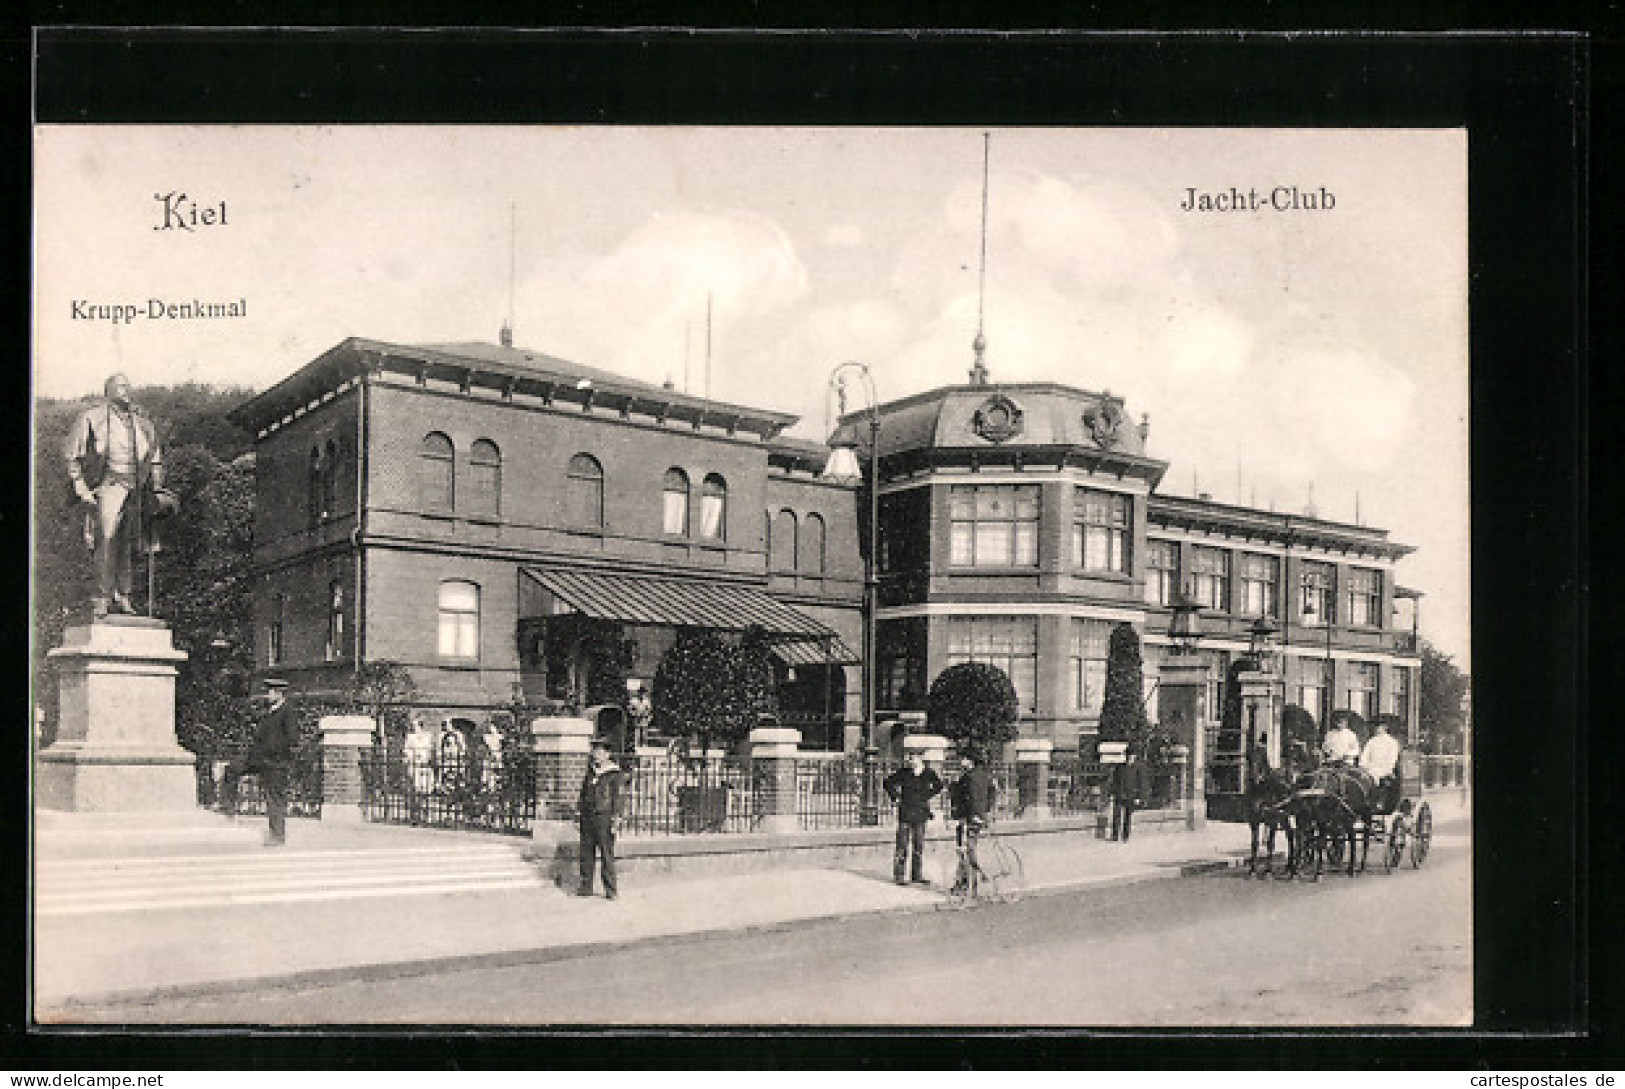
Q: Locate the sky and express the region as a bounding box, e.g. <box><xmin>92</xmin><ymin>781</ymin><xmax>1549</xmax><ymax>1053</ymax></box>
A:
<box><xmin>32</xmin><ymin>126</ymin><xmax>1470</xmax><ymax>665</ymax></box>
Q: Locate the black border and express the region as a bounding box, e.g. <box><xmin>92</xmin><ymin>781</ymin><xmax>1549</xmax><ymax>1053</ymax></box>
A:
<box><xmin>17</xmin><ymin>26</ymin><xmax>1602</xmax><ymax>1070</ymax></box>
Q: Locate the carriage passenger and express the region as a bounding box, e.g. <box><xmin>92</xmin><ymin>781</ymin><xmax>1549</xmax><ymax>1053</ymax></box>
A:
<box><xmin>1359</xmin><ymin>718</ymin><xmax>1403</xmax><ymax>812</ymax></box>
<box><xmin>1321</xmin><ymin>720</ymin><xmax>1361</xmax><ymax>766</ymax></box>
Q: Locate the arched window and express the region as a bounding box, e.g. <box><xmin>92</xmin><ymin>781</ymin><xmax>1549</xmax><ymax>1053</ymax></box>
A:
<box><xmin>437</xmin><ymin>580</ymin><xmax>480</xmax><ymax>661</ymax></box>
<box><xmin>700</xmin><ymin>473</ymin><xmax>728</xmax><ymax>541</ymax></box>
<box><xmin>468</xmin><ymin>439</ymin><xmax>502</xmax><ymax>519</ymax></box>
<box><xmin>307</xmin><ymin>447</ymin><xmax>323</xmax><ymax>527</ymax></box>
<box><xmin>662</xmin><ymin>468</ymin><xmax>690</xmax><ymax>536</ymax></box>
<box><xmin>326</xmin><ymin>580</ymin><xmax>346</xmax><ymax>661</ymax></box>
<box><xmin>322</xmin><ymin>438</ymin><xmax>340</xmax><ymax>518</ymax></box>
<box><xmin>802</xmin><ymin>513</ymin><xmax>827</xmax><ymax>574</ymax></box>
<box><xmin>771</xmin><ymin>509</ymin><xmax>798</xmax><ymax>573</ymax></box>
<box><xmin>421</xmin><ymin>432</ymin><xmax>455</xmax><ymax>514</ymax></box>
<box><xmin>567</xmin><ymin>453</ymin><xmax>604</xmax><ymax>529</ymax></box>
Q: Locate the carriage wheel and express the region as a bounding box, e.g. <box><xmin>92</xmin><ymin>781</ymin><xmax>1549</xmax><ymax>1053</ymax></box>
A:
<box><xmin>1410</xmin><ymin>802</ymin><xmax>1433</xmax><ymax>868</ymax></box>
<box><xmin>1384</xmin><ymin>816</ymin><xmax>1407</xmax><ymax>872</ymax></box>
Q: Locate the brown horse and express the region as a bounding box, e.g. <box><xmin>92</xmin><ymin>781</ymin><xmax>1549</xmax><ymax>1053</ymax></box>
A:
<box><xmin>1290</xmin><ymin>764</ymin><xmax>1379</xmax><ymax>879</ymax></box>
<box><xmin>1245</xmin><ymin>740</ymin><xmax>1312</xmax><ymax>878</ymax></box>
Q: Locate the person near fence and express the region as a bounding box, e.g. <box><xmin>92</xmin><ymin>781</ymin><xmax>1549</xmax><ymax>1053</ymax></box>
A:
<box><xmin>882</xmin><ymin>752</ymin><xmax>943</xmax><ymax>885</ymax></box>
<box><xmin>1110</xmin><ymin>744</ymin><xmax>1149</xmax><ymax>843</ymax></box>
<box><xmin>948</xmin><ymin>752</ymin><xmax>995</xmax><ymax>896</ymax></box>
<box><xmin>404</xmin><ymin>718</ymin><xmax>435</xmax><ymax>823</ymax></box>
<box><xmin>245</xmin><ymin>678</ymin><xmax>298</xmax><ymax>847</ymax></box>
<box><xmin>577</xmin><ymin>738</ymin><xmax>626</xmax><ymax>900</ymax></box>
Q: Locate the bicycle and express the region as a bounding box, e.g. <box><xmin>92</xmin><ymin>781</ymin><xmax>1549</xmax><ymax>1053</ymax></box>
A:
<box><xmin>940</xmin><ymin>820</ymin><xmax>1025</xmax><ymax>908</ymax></box>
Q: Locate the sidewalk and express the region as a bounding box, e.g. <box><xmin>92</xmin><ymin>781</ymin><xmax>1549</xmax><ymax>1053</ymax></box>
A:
<box><xmin>34</xmin><ymin>794</ymin><xmax>1468</xmax><ymax>1016</ymax></box>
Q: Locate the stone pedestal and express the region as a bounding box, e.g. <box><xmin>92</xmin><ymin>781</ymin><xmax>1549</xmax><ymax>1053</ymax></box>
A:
<box><xmin>1014</xmin><ymin>738</ymin><xmax>1053</xmax><ymax>819</ymax></box>
<box><xmin>749</xmin><ymin>726</ymin><xmax>802</xmax><ymax>835</ymax></box>
<box><xmin>1157</xmin><ymin>657</ymin><xmax>1211</xmax><ymax>829</ymax></box>
<box><xmin>528</xmin><ymin>717</ymin><xmax>594</xmax><ymax>848</ymax></box>
<box><xmin>319</xmin><ymin>715</ymin><xmax>376</xmax><ymax>824</ymax></box>
<box><xmin>38</xmin><ymin>618</ymin><xmax>194</xmax><ymax>812</ymax></box>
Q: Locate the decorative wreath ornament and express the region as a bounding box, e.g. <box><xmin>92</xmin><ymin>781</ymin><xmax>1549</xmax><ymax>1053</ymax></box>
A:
<box><xmin>1083</xmin><ymin>394</ymin><xmax>1126</xmax><ymax>450</ymax></box>
<box><xmin>972</xmin><ymin>394</ymin><xmax>1025</xmax><ymax>444</ymax></box>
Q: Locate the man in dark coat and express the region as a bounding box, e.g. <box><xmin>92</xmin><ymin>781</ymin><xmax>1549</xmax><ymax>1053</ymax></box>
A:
<box><xmin>577</xmin><ymin>738</ymin><xmax>626</xmax><ymax>899</ymax></box>
<box><xmin>882</xmin><ymin>752</ymin><xmax>944</xmax><ymax>885</ymax></box>
<box><xmin>245</xmin><ymin>678</ymin><xmax>298</xmax><ymax>847</ymax></box>
<box><xmin>948</xmin><ymin>752</ymin><xmax>997</xmax><ymax>896</ymax></box>
<box><xmin>1110</xmin><ymin>743</ymin><xmax>1150</xmax><ymax>843</ymax></box>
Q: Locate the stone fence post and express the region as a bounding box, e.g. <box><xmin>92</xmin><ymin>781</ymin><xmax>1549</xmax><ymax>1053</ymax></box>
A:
<box><xmin>749</xmin><ymin>726</ymin><xmax>802</xmax><ymax>835</ymax></box>
<box><xmin>319</xmin><ymin>715</ymin><xmax>376</xmax><ymax>824</ymax></box>
<box><xmin>1014</xmin><ymin>738</ymin><xmax>1053</xmax><ymax>820</ymax></box>
<box><xmin>530</xmin><ymin>717</ymin><xmax>594</xmax><ymax>847</ymax></box>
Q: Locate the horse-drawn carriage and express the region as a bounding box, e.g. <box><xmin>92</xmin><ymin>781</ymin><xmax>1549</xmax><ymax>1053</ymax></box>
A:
<box><xmin>1246</xmin><ymin>745</ymin><xmax>1434</xmax><ymax>880</ymax></box>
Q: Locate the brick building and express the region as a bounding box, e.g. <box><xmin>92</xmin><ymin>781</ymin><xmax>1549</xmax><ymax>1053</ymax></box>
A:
<box><xmin>230</xmin><ymin>336</ymin><xmax>1421</xmax><ymax>761</ymax></box>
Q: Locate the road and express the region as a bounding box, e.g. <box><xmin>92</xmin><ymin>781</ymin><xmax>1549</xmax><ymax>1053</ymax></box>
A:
<box><xmin>69</xmin><ymin>812</ymin><xmax>1470</xmax><ymax>1027</ymax></box>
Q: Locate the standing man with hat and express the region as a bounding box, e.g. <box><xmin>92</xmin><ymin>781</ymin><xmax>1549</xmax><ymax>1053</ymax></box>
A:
<box><xmin>63</xmin><ymin>373</ymin><xmax>171</xmax><ymax>618</ymax></box>
<box><xmin>577</xmin><ymin>737</ymin><xmax>626</xmax><ymax>899</ymax></box>
<box><xmin>246</xmin><ymin>678</ymin><xmax>298</xmax><ymax>847</ymax></box>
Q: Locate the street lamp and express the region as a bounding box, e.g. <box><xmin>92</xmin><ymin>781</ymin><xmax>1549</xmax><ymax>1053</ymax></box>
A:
<box><xmin>821</xmin><ymin>362</ymin><xmax>882</xmax><ymax>826</ymax></box>
<box><xmin>1247</xmin><ymin>616</ymin><xmax>1280</xmax><ymax>674</ymax></box>
<box><xmin>1168</xmin><ymin>590</ymin><xmax>1203</xmax><ymax>656</ymax></box>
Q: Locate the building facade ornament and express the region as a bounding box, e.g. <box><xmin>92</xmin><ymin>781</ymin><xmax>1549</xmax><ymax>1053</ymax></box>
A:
<box><xmin>971</xmin><ymin>394</ymin><xmax>1024</xmax><ymax>444</ymax></box>
<box><xmin>1084</xmin><ymin>394</ymin><xmax>1126</xmax><ymax>449</ymax></box>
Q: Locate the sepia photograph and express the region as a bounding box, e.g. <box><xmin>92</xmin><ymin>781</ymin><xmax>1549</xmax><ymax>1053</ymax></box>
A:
<box><xmin>28</xmin><ymin>121</ymin><xmax>1478</xmax><ymax>1029</ymax></box>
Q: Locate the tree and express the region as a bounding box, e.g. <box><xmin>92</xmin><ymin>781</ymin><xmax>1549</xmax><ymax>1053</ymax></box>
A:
<box><xmin>1097</xmin><ymin>623</ymin><xmax>1151</xmax><ymax>744</ymax></box>
<box><xmin>926</xmin><ymin>661</ymin><xmax>1019</xmax><ymax>760</ymax></box>
<box><xmin>652</xmin><ymin>630</ymin><xmax>750</xmax><ymax>755</ymax></box>
<box><xmin>737</xmin><ymin>625</ymin><xmax>780</xmax><ymax>726</ymax></box>
<box><xmin>350</xmin><ymin>660</ymin><xmax>420</xmax><ymax>743</ymax></box>
<box><xmin>1419</xmin><ymin>639</ymin><xmax>1469</xmax><ymax>754</ymax></box>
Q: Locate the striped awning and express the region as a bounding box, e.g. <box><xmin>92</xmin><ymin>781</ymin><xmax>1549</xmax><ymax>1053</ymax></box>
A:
<box><xmin>523</xmin><ymin>567</ymin><xmax>841</xmax><ymax>645</ymax></box>
<box><xmin>770</xmin><ymin>635</ymin><xmax>859</xmax><ymax>667</ymax></box>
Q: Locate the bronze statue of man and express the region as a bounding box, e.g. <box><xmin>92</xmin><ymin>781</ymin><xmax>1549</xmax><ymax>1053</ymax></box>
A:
<box><xmin>62</xmin><ymin>374</ymin><xmax>171</xmax><ymax>617</ymax></box>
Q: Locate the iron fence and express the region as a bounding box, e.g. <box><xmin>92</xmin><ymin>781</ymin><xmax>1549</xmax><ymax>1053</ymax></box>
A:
<box><xmin>1418</xmin><ymin>754</ymin><xmax>1469</xmax><ymax>790</ymax></box>
<box><xmin>358</xmin><ymin>747</ymin><xmax>536</xmax><ymax>836</ymax></box>
<box><xmin>621</xmin><ymin>753</ymin><xmax>756</xmax><ymax>835</ymax></box>
<box><xmin>1048</xmin><ymin>757</ymin><xmax>1111</xmax><ymax>816</ymax></box>
<box><xmin>213</xmin><ymin>749</ymin><xmax>324</xmax><ymax>819</ymax></box>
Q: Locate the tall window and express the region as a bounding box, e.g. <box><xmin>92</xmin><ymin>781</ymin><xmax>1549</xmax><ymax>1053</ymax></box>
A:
<box><xmin>567</xmin><ymin>453</ymin><xmax>604</xmax><ymax>529</ymax></box>
<box><xmin>1069</xmin><ymin>619</ymin><xmax>1112</xmax><ymax>715</ymax></box>
<box><xmin>1346</xmin><ymin>661</ymin><xmax>1379</xmax><ymax>720</ymax></box>
<box><xmin>1388</xmin><ymin>668</ymin><xmax>1411</xmax><ymax>729</ymax></box>
<box><xmin>1144</xmin><ymin>539</ymin><xmax>1178</xmax><ymax>606</ymax></box>
<box><xmin>421</xmin><ymin>432</ymin><xmax>455</xmax><ymax>514</ymax></box>
<box><xmin>269</xmin><ymin>593</ymin><xmax>285</xmax><ymax>665</ymax></box>
<box><xmin>1296</xmin><ymin>657</ymin><xmax>1330</xmax><ymax>727</ymax></box>
<box><xmin>1074</xmin><ymin>488</ymin><xmax>1131</xmax><ymax>573</ymax></box>
<box><xmin>325</xmin><ymin>580</ymin><xmax>346</xmax><ymax>661</ymax></box>
<box><xmin>1300</xmin><ymin>561</ymin><xmax>1334</xmax><ymax>625</ymax></box>
<box><xmin>1346</xmin><ymin>567</ymin><xmax>1382</xmax><ymax>627</ymax></box>
<box><xmin>468</xmin><ymin>439</ymin><xmax>502</xmax><ymax>520</ymax></box>
<box><xmin>437</xmin><ymin>580</ymin><xmax>480</xmax><ymax>661</ymax></box>
<box><xmin>323</xmin><ymin>438</ymin><xmax>340</xmax><ymax>518</ymax></box>
<box><xmin>662</xmin><ymin>468</ymin><xmax>690</xmax><ymax>536</ymax></box>
<box><xmin>1237</xmin><ymin>553</ymin><xmax>1279</xmax><ymax>617</ymax></box>
<box><xmin>946</xmin><ymin>616</ymin><xmax>1038</xmax><ymax>713</ymax></box>
<box><xmin>1189</xmin><ymin>546</ymin><xmax>1231</xmax><ymax>611</ymax></box>
<box><xmin>948</xmin><ymin>485</ymin><xmax>1039</xmax><ymax>568</ymax></box>
<box><xmin>700</xmin><ymin>474</ymin><xmax>727</xmax><ymax>541</ymax></box>
<box><xmin>802</xmin><ymin>513</ymin><xmax>827</xmax><ymax>574</ymax></box>
<box><xmin>307</xmin><ymin>447</ymin><xmax>324</xmax><ymax>527</ymax></box>
<box><xmin>770</xmin><ymin>509</ymin><xmax>798</xmax><ymax>572</ymax></box>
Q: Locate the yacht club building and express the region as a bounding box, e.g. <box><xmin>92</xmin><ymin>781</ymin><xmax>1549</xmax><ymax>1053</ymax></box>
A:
<box><xmin>229</xmin><ymin>335</ymin><xmax>1421</xmax><ymax>760</ymax></box>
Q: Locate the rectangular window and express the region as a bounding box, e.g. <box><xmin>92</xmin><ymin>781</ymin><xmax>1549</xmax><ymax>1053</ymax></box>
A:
<box><xmin>1143</xmin><ymin>540</ymin><xmax>1178</xmax><ymax>606</ymax></box>
<box><xmin>1073</xmin><ymin>488</ymin><xmax>1131</xmax><ymax>573</ymax></box>
<box><xmin>1347</xmin><ymin>567</ymin><xmax>1382</xmax><ymax>627</ymax></box>
<box><xmin>1300</xmin><ymin>561</ymin><xmax>1334</xmax><ymax>626</ymax></box>
<box><xmin>1069</xmin><ymin>619</ymin><xmax>1112</xmax><ymax>714</ymax></box>
<box><xmin>1296</xmin><ymin>657</ymin><xmax>1330</xmax><ymax>726</ymax></box>
<box><xmin>325</xmin><ymin>582</ymin><xmax>346</xmax><ymax>661</ymax></box>
<box><xmin>1388</xmin><ymin>668</ymin><xmax>1411</xmax><ymax>729</ymax></box>
<box><xmin>1346</xmin><ymin>661</ymin><xmax>1379</xmax><ymax>721</ymax></box>
<box><xmin>948</xmin><ymin>485</ymin><xmax>1039</xmax><ymax>568</ymax></box>
<box><xmin>1237</xmin><ymin>552</ymin><xmax>1279</xmax><ymax>618</ymax></box>
<box><xmin>437</xmin><ymin>582</ymin><xmax>480</xmax><ymax>661</ymax></box>
<box><xmin>946</xmin><ymin>616</ymin><xmax>1038</xmax><ymax>713</ymax></box>
<box><xmin>1189</xmin><ymin>547</ymin><xmax>1231</xmax><ymax>612</ymax></box>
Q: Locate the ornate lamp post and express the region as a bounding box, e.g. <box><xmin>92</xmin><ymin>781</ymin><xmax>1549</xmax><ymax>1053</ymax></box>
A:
<box><xmin>1248</xmin><ymin>615</ymin><xmax>1281</xmax><ymax>674</ymax></box>
<box><xmin>821</xmin><ymin>362</ymin><xmax>882</xmax><ymax>826</ymax></box>
<box><xmin>1168</xmin><ymin>590</ymin><xmax>1204</xmax><ymax>657</ymax></box>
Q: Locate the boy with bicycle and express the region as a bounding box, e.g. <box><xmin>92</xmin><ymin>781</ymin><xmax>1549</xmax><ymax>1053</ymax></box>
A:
<box><xmin>948</xmin><ymin>751</ymin><xmax>996</xmax><ymax>897</ymax></box>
